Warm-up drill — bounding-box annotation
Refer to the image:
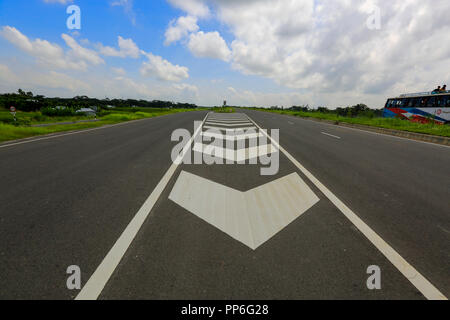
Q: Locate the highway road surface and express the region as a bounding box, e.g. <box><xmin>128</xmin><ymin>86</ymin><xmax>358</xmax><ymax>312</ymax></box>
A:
<box><xmin>0</xmin><ymin>110</ymin><xmax>448</xmax><ymax>300</ymax></box>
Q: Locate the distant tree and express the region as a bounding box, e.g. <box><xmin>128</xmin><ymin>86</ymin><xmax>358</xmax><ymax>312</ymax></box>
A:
<box><xmin>317</xmin><ymin>106</ymin><xmax>329</xmax><ymax>113</ymax></box>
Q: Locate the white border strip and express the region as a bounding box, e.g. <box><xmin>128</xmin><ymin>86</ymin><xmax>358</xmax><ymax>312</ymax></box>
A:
<box><xmin>248</xmin><ymin>114</ymin><xmax>447</xmax><ymax>301</ymax></box>
<box><xmin>75</xmin><ymin>113</ymin><xmax>209</xmax><ymax>300</ymax></box>
<box><xmin>321</xmin><ymin>132</ymin><xmax>341</xmax><ymax>139</ymax></box>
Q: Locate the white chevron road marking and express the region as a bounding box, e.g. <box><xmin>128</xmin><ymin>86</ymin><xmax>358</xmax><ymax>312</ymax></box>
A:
<box><xmin>207</xmin><ymin>118</ymin><xmax>250</xmax><ymax>121</ymax></box>
<box><xmin>169</xmin><ymin>171</ymin><xmax>319</xmax><ymax>250</ymax></box>
<box><xmin>201</xmin><ymin>131</ymin><xmax>264</xmax><ymax>141</ymax></box>
<box><xmin>204</xmin><ymin>121</ymin><xmax>254</xmax><ymax>127</ymax></box>
<box><xmin>203</xmin><ymin>125</ymin><xmax>257</xmax><ymax>131</ymax></box>
<box><xmin>192</xmin><ymin>142</ymin><xmax>278</xmax><ymax>162</ymax></box>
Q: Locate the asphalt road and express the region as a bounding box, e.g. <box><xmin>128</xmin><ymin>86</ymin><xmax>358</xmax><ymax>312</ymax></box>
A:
<box><xmin>0</xmin><ymin>110</ymin><xmax>448</xmax><ymax>300</ymax></box>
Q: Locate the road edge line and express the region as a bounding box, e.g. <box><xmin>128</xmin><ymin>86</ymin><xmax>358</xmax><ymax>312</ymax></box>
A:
<box><xmin>250</xmin><ymin>116</ymin><xmax>447</xmax><ymax>301</ymax></box>
<box><xmin>75</xmin><ymin>113</ymin><xmax>209</xmax><ymax>300</ymax></box>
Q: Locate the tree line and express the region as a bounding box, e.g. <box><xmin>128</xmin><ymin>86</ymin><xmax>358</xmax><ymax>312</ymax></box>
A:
<box><xmin>270</xmin><ymin>104</ymin><xmax>384</xmax><ymax>118</ymax></box>
<box><xmin>0</xmin><ymin>89</ymin><xmax>199</xmax><ymax>112</ymax></box>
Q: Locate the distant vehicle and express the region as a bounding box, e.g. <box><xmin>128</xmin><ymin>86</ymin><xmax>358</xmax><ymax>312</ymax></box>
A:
<box><xmin>383</xmin><ymin>91</ymin><xmax>450</xmax><ymax>124</ymax></box>
<box><xmin>76</xmin><ymin>108</ymin><xmax>96</xmax><ymax>116</ymax></box>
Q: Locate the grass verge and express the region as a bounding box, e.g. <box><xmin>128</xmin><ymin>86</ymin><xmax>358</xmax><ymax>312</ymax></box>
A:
<box><xmin>256</xmin><ymin>109</ymin><xmax>450</xmax><ymax>137</ymax></box>
<box><xmin>0</xmin><ymin>108</ymin><xmax>195</xmax><ymax>143</ymax></box>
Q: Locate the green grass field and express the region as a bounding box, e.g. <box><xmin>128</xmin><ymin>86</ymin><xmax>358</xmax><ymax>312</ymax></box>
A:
<box><xmin>214</xmin><ymin>107</ymin><xmax>236</xmax><ymax>113</ymax></box>
<box><xmin>0</xmin><ymin>108</ymin><xmax>196</xmax><ymax>143</ymax></box>
<box><xmin>257</xmin><ymin>109</ymin><xmax>450</xmax><ymax>137</ymax></box>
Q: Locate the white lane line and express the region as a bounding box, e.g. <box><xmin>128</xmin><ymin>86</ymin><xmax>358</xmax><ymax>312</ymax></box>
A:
<box><xmin>75</xmin><ymin>113</ymin><xmax>210</xmax><ymax>300</ymax></box>
<box><xmin>291</xmin><ymin>115</ymin><xmax>450</xmax><ymax>149</ymax></box>
<box><xmin>321</xmin><ymin>132</ymin><xmax>341</xmax><ymax>139</ymax></box>
<box><xmin>288</xmin><ymin>121</ymin><xmax>294</xmax><ymax>125</ymax></box>
<box><xmin>251</xmin><ymin>116</ymin><xmax>447</xmax><ymax>300</ymax></box>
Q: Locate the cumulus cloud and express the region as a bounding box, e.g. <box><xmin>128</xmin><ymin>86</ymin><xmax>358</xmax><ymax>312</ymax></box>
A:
<box><xmin>167</xmin><ymin>0</ymin><xmax>450</xmax><ymax>107</ymax></box>
<box><xmin>0</xmin><ymin>64</ymin><xmax>20</xmax><ymax>83</ymax></box>
<box><xmin>0</xmin><ymin>26</ymin><xmax>103</xmax><ymax>71</ymax></box>
<box><xmin>188</xmin><ymin>31</ymin><xmax>231</xmax><ymax>61</ymax></box>
<box><xmin>167</xmin><ymin>0</ymin><xmax>210</xmax><ymax>18</ymax></box>
<box><xmin>43</xmin><ymin>0</ymin><xmax>73</xmax><ymax>4</ymax></box>
<box><xmin>140</xmin><ymin>52</ymin><xmax>189</xmax><ymax>82</ymax></box>
<box><xmin>111</xmin><ymin>0</ymin><xmax>136</xmax><ymax>25</ymax></box>
<box><xmin>111</xmin><ymin>67</ymin><xmax>126</xmax><ymax>75</ymax></box>
<box><xmin>98</xmin><ymin>36</ymin><xmax>140</xmax><ymax>58</ymax></box>
<box><xmin>62</xmin><ymin>34</ymin><xmax>104</xmax><ymax>65</ymax></box>
<box><xmin>164</xmin><ymin>15</ymin><xmax>199</xmax><ymax>45</ymax></box>
<box><xmin>0</xmin><ymin>64</ymin><xmax>89</xmax><ymax>92</ymax></box>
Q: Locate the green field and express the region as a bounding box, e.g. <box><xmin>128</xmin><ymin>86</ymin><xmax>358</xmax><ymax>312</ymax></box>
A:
<box><xmin>256</xmin><ymin>109</ymin><xmax>450</xmax><ymax>137</ymax></box>
<box><xmin>0</xmin><ymin>107</ymin><xmax>196</xmax><ymax>143</ymax></box>
<box><xmin>213</xmin><ymin>107</ymin><xmax>236</xmax><ymax>113</ymax></box>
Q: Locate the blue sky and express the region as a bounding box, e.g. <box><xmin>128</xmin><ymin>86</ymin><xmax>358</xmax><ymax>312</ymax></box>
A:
<box><xmin>0</xmin><ymin>0</ymin><xmax>449</xmax><ymax>108</ymax></box>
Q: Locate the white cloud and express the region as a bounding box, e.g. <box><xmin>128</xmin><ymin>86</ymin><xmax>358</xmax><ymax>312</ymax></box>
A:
<box><xmin>62</xmin><ymin>34</ymin><xmax>104</xmax><ymax>65</ymax></box>
<box><xmin>0</xmin><ymin>64</ymin><xmax>20</xmax><ymax>83</ymax></box>
<box><xmin>98</xmin><ymin>36</ymin><xmax>140</xmax><ymax>58</ymax></box>
<box><xmin>164</xmin><ymin>15</ymin><xmax>199</xmax><ymax>45</ymax></box>
<box><xmin>169</xmin><ymin>0</ymin><xmax>450</xmax><ymax>108</ymax></box>
<box><xmin>111</xmin><ymin>67</ymin><xmax>126</xmax><ymax>75</ymax></box>
<box><xmin>0</xmin><ymin>64</ymin><xmax>89</xmax><ymax>92</ymax></box>
<box><xmin>188</xmin><ymin>31</ymin><xmax>231</xmax><ymax>61</ymax></box>
<box><xmin>0</xmin><ymin>26</ymin><xmax>103</xmax><ymax>71</ymax></box>
<box><xmin>43</xmin><ymin>0</ymin><xmax>73</xmax><ymax>4</ymax></box>
<box><xmin>111</xmin><ymin>0</ymin><xmax>136</xmax><ymax>25</ymax></box>
<box><xmin>140</xmin><ymin>52</ymin><xmax>189</xmax><ymax>82</ymax></box>
<box><xmin>167</xmin><ymin>0</ymin><xmax>210</xmax><ymax>18</ymax></box>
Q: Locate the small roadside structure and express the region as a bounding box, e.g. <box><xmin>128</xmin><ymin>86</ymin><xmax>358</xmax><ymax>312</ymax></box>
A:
<box><xmin>76</xmin><ymin>108</ymin><xmax>96</xmax><ymax>116</ymax></box>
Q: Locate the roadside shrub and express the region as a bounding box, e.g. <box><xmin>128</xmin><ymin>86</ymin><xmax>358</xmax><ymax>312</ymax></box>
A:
<box><xmin>41</xmin><ymin>107</ymin><xmax>76</xmax><ymax>117</ymax></box>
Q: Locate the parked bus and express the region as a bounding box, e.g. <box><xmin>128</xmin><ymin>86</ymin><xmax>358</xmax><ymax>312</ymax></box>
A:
<box><xmin>383</xmin><ymin>91</ymin><xmax>450</xmax><ymax>124</ymax></box>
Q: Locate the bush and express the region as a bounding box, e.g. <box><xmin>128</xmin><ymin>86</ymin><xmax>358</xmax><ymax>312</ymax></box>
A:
<box><xmin>41</xmin><ymin>107</ymin><xmax>76</xmax><ymax>117</ymax></box>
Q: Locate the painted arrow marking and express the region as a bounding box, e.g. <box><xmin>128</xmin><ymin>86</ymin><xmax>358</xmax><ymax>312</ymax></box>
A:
<box><xmin>169</xmin><ymin>171</ymin><xmax>319</xmax><ymax>250</ymax></box>
<box><xmin>203</xmin><ymin>125</ymin><xmax>256</xmax><ymax>131</ymax></box>
<box><xmin>205</xmin><ymin>121</ymin><xmax>254</xmax><ymax>127</ymax></box>
<box><xmin>192</xmin><ymin>142</ymin><xmax>278</xmax><ymax>162</ymax></box>
<box><xmin>207</xmin><ymin>119</ymin><xmax>249</xmax><ymax>122</ymax></box>
<box><xmin>201</xmin><ymin>131</ymin><xmax>264</xmax><ymax>142</ymax></box>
